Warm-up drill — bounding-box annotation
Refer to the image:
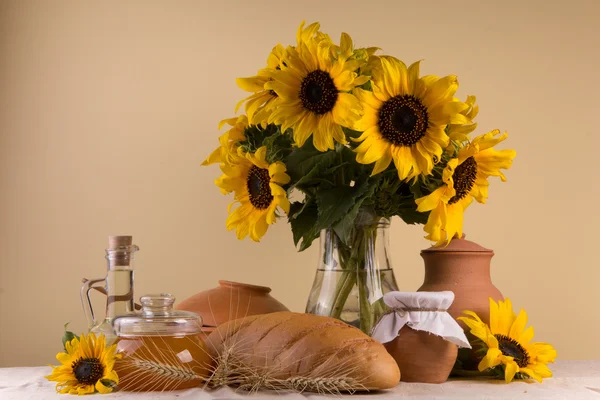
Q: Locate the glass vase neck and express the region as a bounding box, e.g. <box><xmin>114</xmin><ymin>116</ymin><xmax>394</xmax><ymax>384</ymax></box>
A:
<box><xmin>318</xmin><ymin>218</ymin><xmax>391</xmax><ymax>272</ymax></box>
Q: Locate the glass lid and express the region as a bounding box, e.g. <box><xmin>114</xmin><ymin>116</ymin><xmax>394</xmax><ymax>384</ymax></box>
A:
<box><xmin>113</xmin><ymin>294</ymin><xmax>202</xmax><ymax>337</ymax></box>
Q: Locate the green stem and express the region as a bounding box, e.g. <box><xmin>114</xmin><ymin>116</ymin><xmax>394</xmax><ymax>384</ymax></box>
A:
<box><xmin>358</xmin><ymin>271</ymin><xmax>373</xmax><ymax>333</ymax></box>
<box><xmin>329</xmin><ymin>270</ymin><xmax>356</xmax><ymax>319</ymax></box>
<box><xmin>324</xmin><ymin>220</ymin><xmax>388</xmax><ymax>335</ymax></box>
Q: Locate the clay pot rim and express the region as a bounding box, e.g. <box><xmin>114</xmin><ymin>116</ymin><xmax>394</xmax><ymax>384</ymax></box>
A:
<box><xmin>421</xmin><ymin>250</ymin><xmax>494</xmax><ymax>255</ymax></box>
<box><xmin>421</xmin><ymin>234</ymin><xmax>493</xmax><ymax>254</ymax></box>
<box><xmin>218</xmin><ymin>280</ymin><xmax>272</xmax><ymax>293</ymax></box>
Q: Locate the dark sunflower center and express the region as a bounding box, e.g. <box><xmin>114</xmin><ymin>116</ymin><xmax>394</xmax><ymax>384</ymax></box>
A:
<box><xmin>247</xmin><ymin>165</ymin><xmax>273</xmax><ymax>210</ymax></box>
<box><xmin>300</xmin><ymin>70</ymin><xmax>338</xmax><ymax>114</ymax></box>
<box><xmin>495</xmin><ymin>334</ymin><xmax>530</xmax><ymax>368</ymax></box>
<box><xmin>448</xmin><ymin>156</ymin><xmax>478</xmax><ymax>205</ymax></box>
<box><xmin>72</xmin><ymin>357</ymin><xmax>104</xmax><ymax>385</ymax></box>
<box><xmin>378</xmin><ymin>95</ymin><xmax>429</xmax><ymax>146</ymax></box>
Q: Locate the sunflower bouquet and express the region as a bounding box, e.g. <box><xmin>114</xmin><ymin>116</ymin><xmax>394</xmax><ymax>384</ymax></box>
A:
<box><xmin>203</xmin><ymin>21</ymin><xmax>516</xmax><ymax>331</ymax></box>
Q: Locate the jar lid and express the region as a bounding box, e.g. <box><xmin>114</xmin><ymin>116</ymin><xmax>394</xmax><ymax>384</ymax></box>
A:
<box><xmin>113</xmin><ymin>294</ymin><xmax>202</xmax><ymax>337</ymax></box>
<box><xmin>421</xmin><ymin>235</ymin><xmax>492</xmax><ymax>253</ymax></box>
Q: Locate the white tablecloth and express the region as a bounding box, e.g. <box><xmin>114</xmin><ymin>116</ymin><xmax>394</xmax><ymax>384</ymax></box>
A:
<box><xmin>1</xmin><ymin>361</ymin><xmax>599</xmax><ymax>399</ymax></box>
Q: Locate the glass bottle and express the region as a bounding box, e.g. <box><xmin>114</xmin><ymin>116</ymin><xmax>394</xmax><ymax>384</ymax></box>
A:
<box><xmin>80</xmin><ymin>236</ymin><xmax>138</xmax><ymax>343</ymax></box>
<box><xmin>305</xmin><ymin>215</ymin><xmax>399</xmax><ymax>335</ymax></box>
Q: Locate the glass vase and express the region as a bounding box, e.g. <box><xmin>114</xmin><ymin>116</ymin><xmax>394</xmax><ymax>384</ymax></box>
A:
<box><xmin>305</xmin><ymin>215</ymin><xmax>399</xmax><ymax>335</ymax></box>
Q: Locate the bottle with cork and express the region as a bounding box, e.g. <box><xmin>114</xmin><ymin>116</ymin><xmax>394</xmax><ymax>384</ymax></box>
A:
<box><xmin>80</xmin><ymin>236</ymin><xmax>138</xmax><ymax>344</ymax></box>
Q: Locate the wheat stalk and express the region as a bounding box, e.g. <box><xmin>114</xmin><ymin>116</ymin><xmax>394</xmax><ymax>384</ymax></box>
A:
<box><xmin>203</xmin><ymin>339</ymin><xmax>368</xmax><ymax>395</ymax></box>
<box><xmin>127</xmin><ymin>358</ymin><xmax>203</xmax><ymax>381</ymax></box>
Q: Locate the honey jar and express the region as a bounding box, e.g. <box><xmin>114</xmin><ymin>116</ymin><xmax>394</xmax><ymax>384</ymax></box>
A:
<box><xmin>112</xmin><ymin>294</ymin><xmax>213</xmax><ymax>391</ymax></box>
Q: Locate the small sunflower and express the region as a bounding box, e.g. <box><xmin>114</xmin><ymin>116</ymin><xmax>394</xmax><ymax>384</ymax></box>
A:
<box><xmin>265</xmin><ymin>22</ymin><xmax>368</xmax><ymax>152</ymax></box>
<box><xmin>216</xmin><ymin>146</ymin><xmax>290</xmax><ymax>241</ymax></box>
<box><xmin>416</xmin><ymin>129</ymin><xmax>516</xmax><ymax>246</ymax></box>
<box><xmin>235</xmin><ymin>44</ymin><xmax>286</xmax><ymax>125</ymax></box>
<box><xmin>353</xmin><ymin>56</ymin><xmax>470</xmax><ymax>181</ymax></box>
<box><xmin>446</xmin><ymin>95</ymin><xmax>479</xmax><ymax>150</ymax></box>
<box><xmin>328</xmin><ymin>31</ymin><xmax>379</xmax><ymax>70</ymax></box>
<box><xmin>458</xmin><ymin>298</ymin><xmax>557</xmax><ymax>383</ymax></box>
<box><xmin>202</xmin><ymin>115</ymin><xmax>248</xmax><ymax>167</ymax></box>
<box><xmin>45</xmin><ymin>333</ymin><xmax>120</xmax><ymax>395</ymax></box>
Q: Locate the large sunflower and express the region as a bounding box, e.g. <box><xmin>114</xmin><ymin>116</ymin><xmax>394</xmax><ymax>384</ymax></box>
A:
<box><xmin>202</xmin><ymin>115</ymin><xmax>248</xmax><ymax>167</ymax></box>
<box><xmin>216</xmin><ymin>146</ymin><xmax>290</xmax><ymax>241</ymax></box>
<box><xmin>458</xmin><ymin>298</ymin><xmax>557</xmax><ymax>383</ymax></box>
<box><xmin>45</xmin><ymin>333</ymin><xmax>120</xmax><ymax>395</ymax></box>
<box><xmin>235</xmin><ymin>44</ymin><xmax>286</xmax><ymax>125</ymax></box>
<box><xmin>416</xmin><ymin>129</ymin><xmax>516</xmax><ymax>246</ymax></box>
<box><xmin>353</xmin><ymin>57</ymin><xmax>470</xmax><ymax>181</ymax></box>
<box><xmin>265</xmin><ymin>22</ymin><xmax>368</xmax><ymax>152</ymax></box>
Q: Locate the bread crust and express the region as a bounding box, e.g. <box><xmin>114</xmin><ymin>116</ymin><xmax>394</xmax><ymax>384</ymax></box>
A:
<box><xmin>205</xmin><ymin>311</ymin><xmax>400</xmax><ymax>390</ymax></box>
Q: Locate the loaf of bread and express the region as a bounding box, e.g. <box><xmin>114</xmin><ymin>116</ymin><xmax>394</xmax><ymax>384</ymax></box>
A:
<box><xmin>205</xmin><ymin>311</ymin><xmax>400</xmax><ymax>392</ymax></box>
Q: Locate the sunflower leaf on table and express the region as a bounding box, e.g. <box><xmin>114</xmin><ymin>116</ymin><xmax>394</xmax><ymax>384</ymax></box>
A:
<box><xmin>61</xmin><ymin>322</ymin><xmax>76</xmax><ymax>352</ymax></box>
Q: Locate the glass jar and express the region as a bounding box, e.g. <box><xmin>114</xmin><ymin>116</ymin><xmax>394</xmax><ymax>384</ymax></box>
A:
<box><xmin>112</xmin><ymin>294</ymin><xmax>212</xmax><ymax>391</ymax></box>
<box><xmin>305</xmin><ymin>215</ymin><xmax>399</xmax><ymax>335</ymax></box>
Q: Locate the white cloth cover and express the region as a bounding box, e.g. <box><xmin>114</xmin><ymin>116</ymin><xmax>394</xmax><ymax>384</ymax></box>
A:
<box><xmin>371</xmin><ymin>291</ymin><xmax>471</xmax><ymax>348</ymax></box>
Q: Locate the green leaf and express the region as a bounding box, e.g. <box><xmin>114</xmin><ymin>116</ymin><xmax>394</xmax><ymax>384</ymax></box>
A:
<box><xmin>332</xmin><ymin>199</ymin><xmax>363</xmax><ymax>246</ymax></box>
<box><xmin>397</xmin><ymin>205</ymin><xmax>429</xmax><ymax>225</ymax></box>
<box><xmin>263</xmin><ymin>129</ymin><xmax>293</xmax><ymax>163</ymax></box>
<box><xmin>289</xmin><ymin>201</ymin><xmax>320</xmax><ymax>250</ymax></box>
<box><xmin>285</xmin><ymin>141</ymin><xmax>337</xmax><ymax>183</ymax></box>
<box><xmin>62</xmin><ymin>322</ymin><xmax>76</xmax><ymax>351</ymax></box>
<box><xmin>288</xmin><ymin>152</ymin><xmax>337</xmax><ymax>190</ymax></box>
<box><xmin>99</xmin><ymin>379</ymin><xmax>117</xmax><ymax>389</ymax></box>
<box><xmin>315</xmin><ymin>180</ymin><xmax>372</xmax><ymax>232</ymax></box>
<box><xmin>332</xmin><ymin>183</ymin><xmax>378</xmax><ymax>245</ymax></box>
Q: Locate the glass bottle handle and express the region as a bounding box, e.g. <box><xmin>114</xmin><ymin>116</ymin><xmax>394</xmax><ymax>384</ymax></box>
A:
<box><xmin>80</xmin><ymin>277</ymin><xmax>106</xmax><ymax>330</ymax></box>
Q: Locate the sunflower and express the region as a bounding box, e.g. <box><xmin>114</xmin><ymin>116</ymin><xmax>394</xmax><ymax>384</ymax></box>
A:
<box><xmin>327</xmin><ymin>31</ymin><xmax>379</xmax><ymax>70</ymax></box>
<box><xmin>45</xmin><ymin>333</ymin><xmax>120</xmax><ymax>395</ymax></box>
<box><xmin>353</xmin><ymin>56</ymin><xmax>470</xmax><ymax>181</ymax></box>
<box><xmin>458</xmin><ymin>298</ymin><xmax>557</xmax><ymax>383</ymax></box>
<box><xmin>446</xmin><ymin>95</ymin><xmax>479</xmax><ymax>149</ymax></box>
<box><xmin>235</xmin><ymin>44</ymin><xmax>286</xmax><ymax>125</ymax></box>
<box><xmin>415</xmin><ymin>129</ymin><xmax>516</xmax><ymax>246</ymax></box>
<box><xmin>215</xmin><ymin>146</ymin><xmax>290</xmax><ymax>241</ymax></box>
<box><xmin>265</xmin><ymin>22</ymin><xmax>368</xmax><ymax>152</ymax></box>
<box><xmin>202</xmin><ymin>115</ymin><xmax>248</xmax><ymax>167</ymax></box>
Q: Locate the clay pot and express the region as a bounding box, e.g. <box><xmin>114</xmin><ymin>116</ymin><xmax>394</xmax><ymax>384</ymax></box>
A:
<box><xmin>384</xmin><ymin>327</ymin><xmax>457</xmax><ymax>383</ymax></box>
<box><xmin>175</xmin><ymin>280</ymin><xmax>289</xmax><ymax>334</ymax></box>
<box><xmin>418</xmin><ymin>236</ymin><xmax>503</xmax><ymax>327</ymax></box>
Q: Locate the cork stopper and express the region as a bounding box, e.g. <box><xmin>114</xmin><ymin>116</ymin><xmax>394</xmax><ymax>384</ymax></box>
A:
<box><xmin>106</xmin><ymin>236</ymin><xmax>136</xmax><ymax>267</ymax></box>
<box><xmin>108</xmin><ymin>235</ymin><xmax>133</xmax><ymax>250</ymax></box>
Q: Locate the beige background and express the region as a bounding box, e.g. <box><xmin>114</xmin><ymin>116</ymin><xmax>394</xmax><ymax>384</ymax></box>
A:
<box><xmin>1</xmin><ymin>0</ymin><xmax>599</xmax><ymax>367</ymax></box>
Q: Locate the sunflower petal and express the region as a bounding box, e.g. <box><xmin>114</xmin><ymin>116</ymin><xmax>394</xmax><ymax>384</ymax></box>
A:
<box><xmin>496</xmin><ymin>298</ymin><xmax>516</xmax><ymax>336</ymax></box>
<box><xmin>509</xmin><ymin>309</ymin><xmax>528</xmax><ymax>340</ymax></box>
<box><xmin>95</xmin><ymin>380</ymin><xmax>113</xmax><ymax>394</ymax></box>
<box><xmin>478</xmin><ymin>348</ymin><xmax>503</xmax><ymax>371</ymax></box>
<box><xmin>504</xmin><ymin>360</ymin><xmax>519</xmax><ymax>383</ymax></box>
<box><xmin>519</xmin><ymin>367</ymin><xmax>542</xmax><ymax>383</ymax></box>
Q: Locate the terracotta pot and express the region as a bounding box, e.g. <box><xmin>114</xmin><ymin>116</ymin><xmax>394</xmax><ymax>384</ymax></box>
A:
<box><xmin>384</xmin><ymin>327</ymin><xmax>457</xmax><ymax>383</ymax></box>
<box><xmin>175</xmin><ymin>280</ymin><xmax>289</xmax><ymax>334</ymax></box>
<box><xmin>418</xmin><ymin>236</ymin><xmax>503</xmax><ymax>327</ymax></box>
